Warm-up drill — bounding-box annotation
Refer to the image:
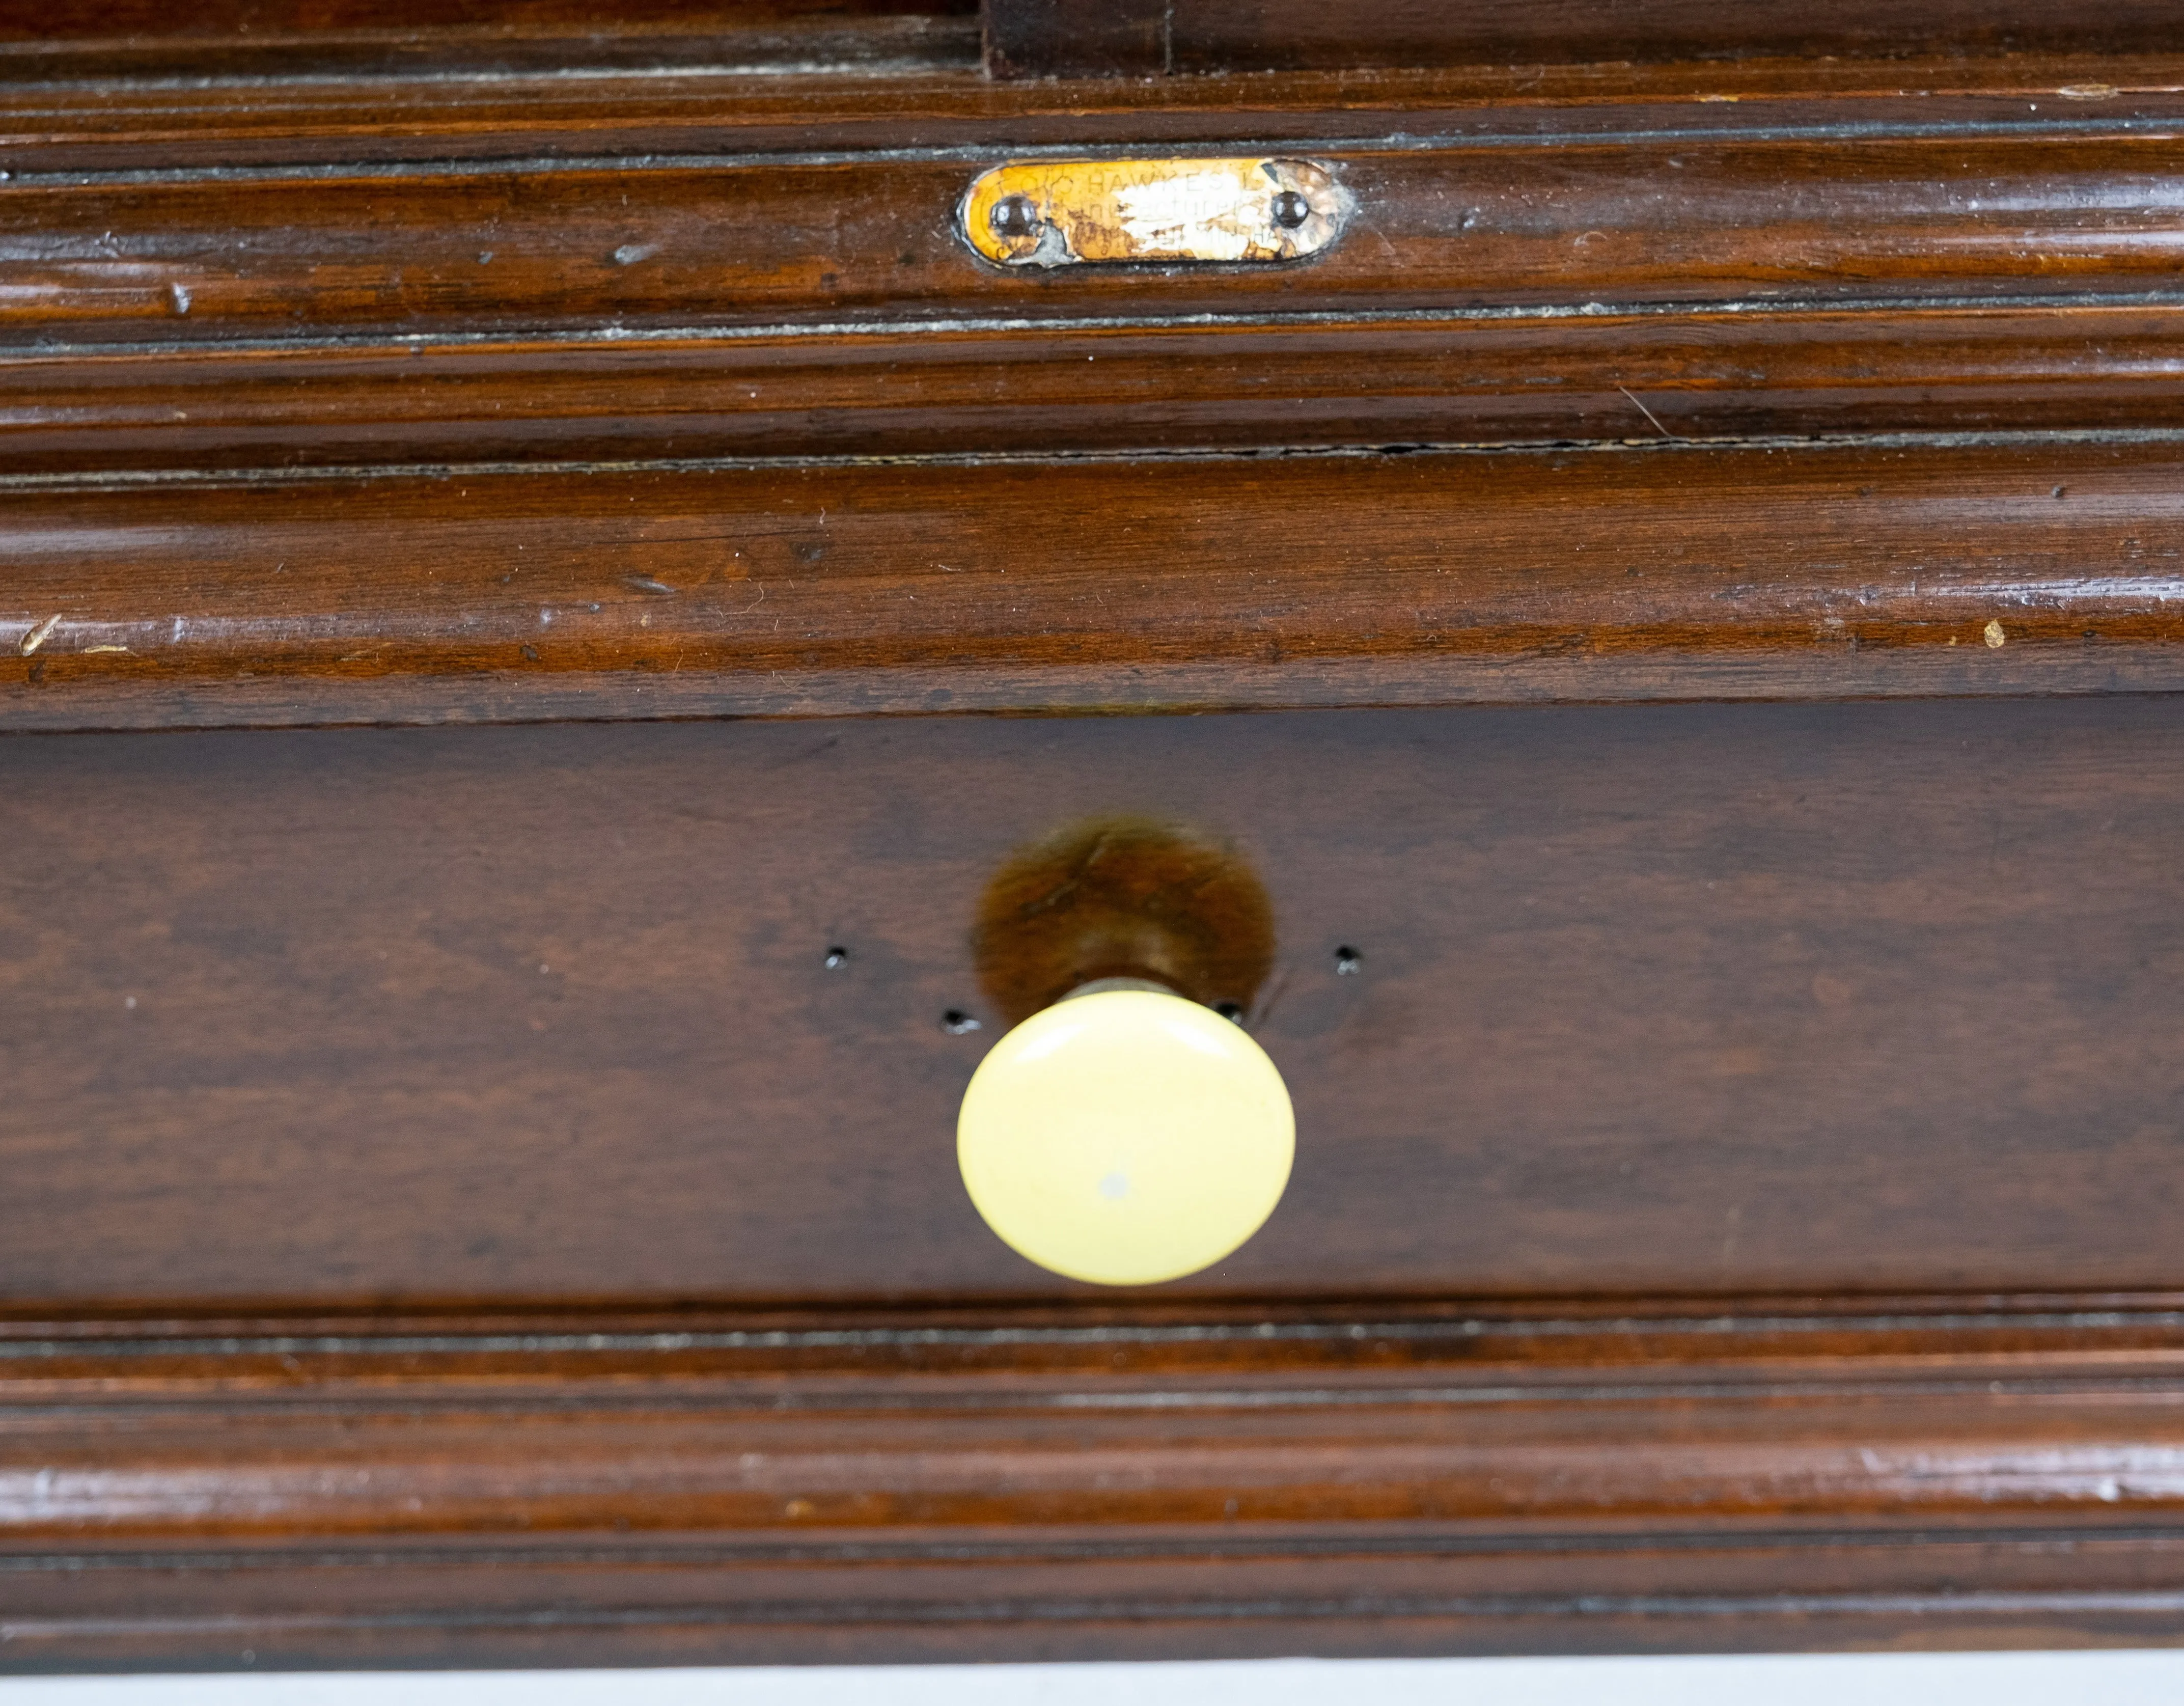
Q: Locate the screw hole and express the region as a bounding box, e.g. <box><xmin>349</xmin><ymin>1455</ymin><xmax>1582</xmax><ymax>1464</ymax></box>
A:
<box><xmin>942</xmin><ymin>1009</ymin><xmax>983</xmax><ymax>1035</ymax></box>
<box><xmin>823</xmin><ymin>946</ymin><xmax>848</xmax><ymax>969</ymax></box>
<box><xmin>1334</xmin><ymin>946</ymin><xmax>1362</xmax><ymax>976</ymax></box>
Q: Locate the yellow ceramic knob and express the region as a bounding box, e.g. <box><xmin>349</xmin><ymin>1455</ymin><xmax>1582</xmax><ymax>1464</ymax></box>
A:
<box><xmin>957</xmin><ymin>985</ymin><xmax>1294</xmax><ymax>1286</ymax></box>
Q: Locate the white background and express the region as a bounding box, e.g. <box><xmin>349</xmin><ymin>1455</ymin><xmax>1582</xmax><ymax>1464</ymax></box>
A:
<box><xmin>4</xmin><ymin>1653</ymin><xmax>2184</xmax><ymax>1703</ymax></box>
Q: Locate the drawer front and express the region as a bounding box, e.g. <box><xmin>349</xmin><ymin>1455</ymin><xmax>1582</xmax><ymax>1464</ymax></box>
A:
<box><xmin>8</xmin><ymin>694</ymin><xmax>2181</xmax><ymax>1307</ymax></box>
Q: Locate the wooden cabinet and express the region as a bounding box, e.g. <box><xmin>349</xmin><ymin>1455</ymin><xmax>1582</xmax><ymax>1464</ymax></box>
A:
<box><xmin>7</xmin><ymin>0</ymin><xmax>2184</xmax><ymax>1669</ymax></box>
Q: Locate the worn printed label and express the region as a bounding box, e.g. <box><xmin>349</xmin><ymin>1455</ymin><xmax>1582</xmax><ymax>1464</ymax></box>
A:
<box><xmin>961</xmin><ymin>157</ymin><xmax>1350</xmax><ymax>267</ymax></box>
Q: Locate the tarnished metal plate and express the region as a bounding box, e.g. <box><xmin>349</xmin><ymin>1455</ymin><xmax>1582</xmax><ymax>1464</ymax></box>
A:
<box><xmin>962</xmin><ymin>157</ymin><xmax>1350</xmax><ymax>268</ymax></box>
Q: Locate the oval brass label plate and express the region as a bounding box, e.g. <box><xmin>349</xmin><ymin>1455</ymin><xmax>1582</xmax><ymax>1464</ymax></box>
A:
<box><xmin>962</xmin><ymin>157</ymin><xmax>1350</xmax><ymax>268</ymax></box>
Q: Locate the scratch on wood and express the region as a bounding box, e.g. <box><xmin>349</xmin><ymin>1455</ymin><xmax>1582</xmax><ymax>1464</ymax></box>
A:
<box><xmin>1618</xmin><ymin>387</ymin><xmax>1678</xmax><ymax>439</ymax></box>
<box><xmin>18</xmin><ymin>615</ymin><xmax>62</xmax><ymax>656</ymax></box>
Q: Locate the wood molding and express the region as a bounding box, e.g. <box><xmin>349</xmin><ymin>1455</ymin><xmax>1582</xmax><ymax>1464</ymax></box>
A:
<box><xmin>7</xmin><ymin>1298</ymin><xmax>2184</xmax><ymax>1667</ymax></box>
<box><xmin>11</xmin><ymin>305</ymin><xmax>2184</xmax><ymax>477</ymax></box>
<box><xmin>5</xmin><ymin>60</ymin><xmax>2182</xmax><ymax>731</ymax></box>
<box><xmin>983</xmin><ymin>0</ymin><xmax>2184</xmax><ymax>78</ymax></box>
<box><xmin>2</xmin><ymin>437</ymin><xmax>2181</xmax><ymax>732</ymax></box>
<box><xmin>14</xmin><ymin>102</ymin><xmax>2184</xmax><ymax>342</ymax></box>
<box><xmin>0</xmin><ymin>0</ymin><xmax>979</xmax><ymax>81</ymax></box>
<box><xmin>12</xmin><ymin>56</ymin><xmax>2184</xmax><ymax>171</ymax></box>
<box><xmin>5</xmin><ymin>65</ymin><xmax>2184</xmax><ymax>463</ymax></box>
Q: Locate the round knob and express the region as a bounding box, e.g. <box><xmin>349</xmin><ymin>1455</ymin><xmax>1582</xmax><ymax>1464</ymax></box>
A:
<box><xmin>957</xmin><ymin>983</ymin><xmax>1294</xmax><ymax>1286</ymax></box>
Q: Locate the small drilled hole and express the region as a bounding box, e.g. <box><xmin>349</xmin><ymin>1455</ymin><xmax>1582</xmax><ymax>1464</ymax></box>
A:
<box><xmin>1334</xmin><ymin>946</ymin><xmax>1362</xmax><ymax>976</ymax></box>
<box><xmin>942</xmin><ymin>1009</ymin><xmax>983</xmax><ymax>1035</ymax></box>
<box><xmin>823</xmin><ymin>946</ymin><xmax>848</xmax><ymax>969</ymax></box>
<box><xmin>1213</xmin><ymin>1001</ymin><xmax>1246</xmax><ymax>1024</ymax></box>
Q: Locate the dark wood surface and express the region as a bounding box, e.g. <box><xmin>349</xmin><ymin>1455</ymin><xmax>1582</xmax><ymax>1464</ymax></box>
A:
<box><xmin>16</xmin><ymin>303</ymin><xmax>2184</xmax><ymax>476</ymax></box>
<box><xmin>16</xmin><ymin>114</ymin><xmax>2184</xmax><ymax>310</ymax></box>
<box><xmin>16</xmin><ymin>53</ymin><xmax>2183</xmax><ymax>171</ymax></box>
<box><xmin>985</xmin><ymin>0</ymin><xmax>2184</xmax><ymax>77</ymax></box>
<box><xmin>8</xmin><ymin>696</ymin><xmax>2184</xmax><ymax>1307</ymax></box>
<box><xmin>4</xmin><ymin>57</ymin><xmax>2182</xmax><ymax>473</ymax></box>
<box><xmin>0</xmin><ymin>0</ymin><xmax>979</xmax><ymax>80</ymax></box>
<box><xmin>7</xmin><ymin>438</ymin><xmax>2184</xmax><ymax>733</ymax></box>
<box><xmin>24</xmin><ymin>127</ymin><xmax>2184</xmax><ymax>343</ymax></box>
<box><xmin>11</xmin><ymin>1</ymin><xmax>2184</xmax><ymax>1669</ymax></box>
<box><xmin>9</xmin><ymin>1299</ymin><xmax>2184</xmax><ymax>1666</ymax></box>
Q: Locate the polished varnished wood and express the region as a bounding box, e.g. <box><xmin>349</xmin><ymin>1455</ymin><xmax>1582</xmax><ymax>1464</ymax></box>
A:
<box><xmin>12</xmin><ymin>54</ymin><xmax>2182</xmax><ymax>171</ymax></box>
<box><xmin>13</xmin><ymin>304</ymin><xmax>2184</xmax><ymax>476</ymax></box>
<box><xmin>8</xmin><ymin>1300</ymin><xmax>2184</xmax><ymax>1665</ymax></box>
<box><xmin>6</xmin><ymin>0</ymin><xmax>2178</xmax><ymax>85</ymax></box>
<box><xmin>11</xmin><ymin>0</ymin><xmax>2184</xmax><ymax>1670</ymax></box>
<box><xmin>3</xmin><ymin>58</ymin><xmax>2182</xmax><ymax>472</ymax></box>
<box><xmin>8</xmin><ymin>697</ymin><xmax>2184</xmax><ymax>1306</ymax></box>
<box><xmin>0</xmin><ymin>0</ymin><xmax>979</xmax><ymax>80</ymax></box>
<box><xmin>5</xmin><ymin>439</ymin><xmax>2184</xmax><ymax>732</ymax></box>
<box><xmin>16</xmin><ymin>124</ymin><xmax>2184</xmax><ymax>341</ymax></box>
<box><xmin>985</xmin><ymin>0</ymin><xmax>2184</xmax><ymax>76</ymax></box>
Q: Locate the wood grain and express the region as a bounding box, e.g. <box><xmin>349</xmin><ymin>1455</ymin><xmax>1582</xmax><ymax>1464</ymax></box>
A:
<box><xmin>12</xmin><ymin>10</ymin><xmax>2184</xmax><ymax>1669</ymax></box>
<box><xmin>7</xmin><ymin>64</ymin><xmax>2181</xmax><ymax>480</ymax></box>
<box><xmin>3</xmin><ymin>438</ymin><xmax>2182</xmax><ymax>732</ymax></box>
<box><xmin>16</xmin><ymin>132</ymin><xmax>2184</xmax><ymax>346</ymax></box>
<box><xmin>985</xmin><ymin>0</ymin><xmax>2184</xmax><ymax>77</ymax></box>
<box><xmin>7</xmin><ymin>1299</ymin><xmax>2184</xmax><ymax>1666</ymax></box>
<box><xmin>11</xmin><ymin>304</ymin><xmax>2184</xmax><ymax>476</ymax></box>
<box><xmin>11</xmin><ymin>57</ymin><xmax>2184</xmax><ymax>174</ymax></box>
<box><xmin>0</xmin><ymin>0</ymin><xmax>978</xmax><ymax>80</ymax></box>
<box><xmin>8</xmin><ymin>697</ymin><xmax>2184</xmax><ymax>1307</ymax></box>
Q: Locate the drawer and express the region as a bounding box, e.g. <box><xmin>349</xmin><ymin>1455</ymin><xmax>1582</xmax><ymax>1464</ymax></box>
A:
<box><xmin>13</xmin><ymin>697</ymin><xmax>2184</xmax><ymax>1671</ymax></box>
<box><xmin>9</xmin><ymin>696</ymin><xmax>2184</xmax><ymax>1308</ymax></box>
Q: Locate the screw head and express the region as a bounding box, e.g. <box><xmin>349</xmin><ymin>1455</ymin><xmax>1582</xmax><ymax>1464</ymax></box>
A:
<box><xmin>989</xmin><ymin>194</ymin><xmax>1040</xmax><ymax>239</ymax></box>
<box><xmin>1270</xmin><ymin>189</ymin><xmax>1312</xmax><ymax>230</ymax></box>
